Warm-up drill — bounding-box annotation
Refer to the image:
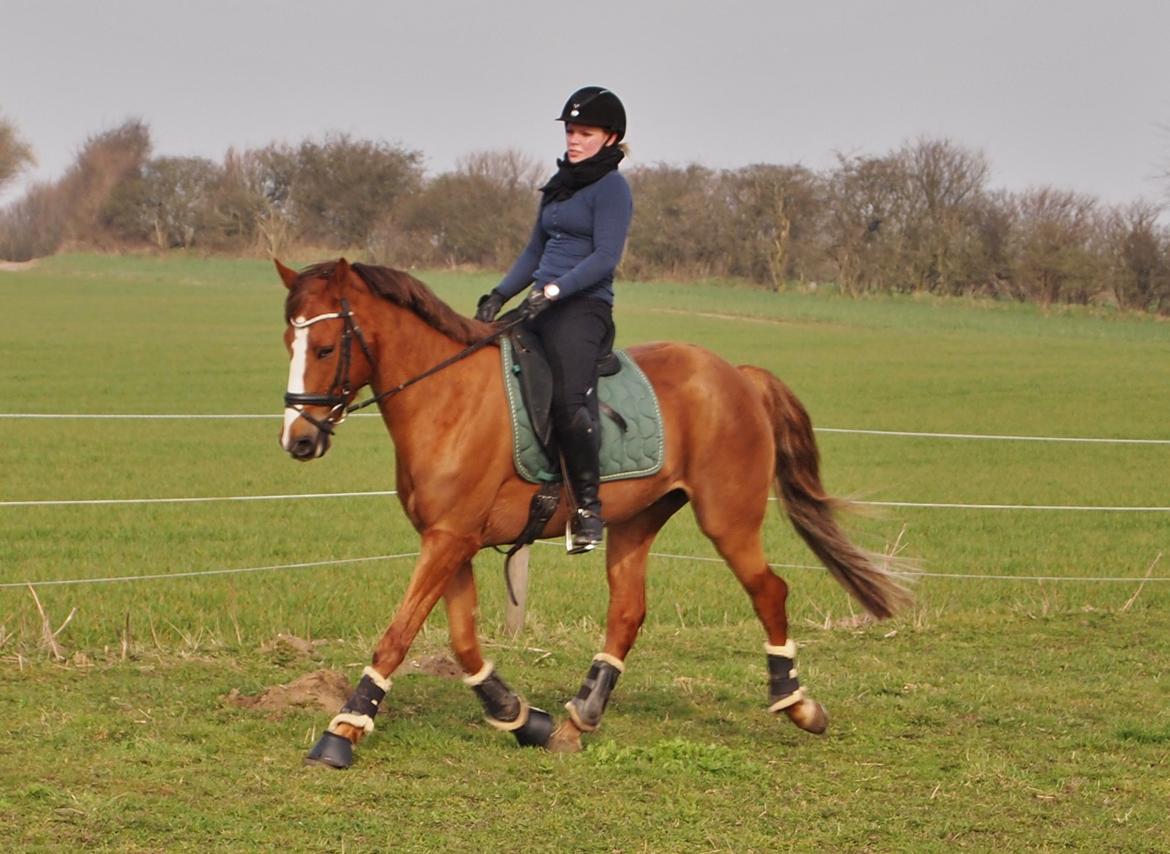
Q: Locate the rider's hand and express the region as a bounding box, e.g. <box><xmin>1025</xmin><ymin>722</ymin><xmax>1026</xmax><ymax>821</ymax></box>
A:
<box><xmin>475</xmin><ymin>290</ymin><xmax>506</xmax><ymax>323</ymax></box>
<box><xmin>523</xmin><ymin>284</ymin><xmax>559</xmax><ymax>319</ymax></box>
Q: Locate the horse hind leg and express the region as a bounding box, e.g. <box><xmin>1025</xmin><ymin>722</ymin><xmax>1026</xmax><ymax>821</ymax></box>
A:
<box><xmin>549</xmin><ymin>491</ymin><xmax>687</xmax><ymax>753</ymax></box>
<box><xmin>444</xmin><ymin>560</ymin><xmax>554</xmax><ymax>748</ymax></box>
<box><xmin>701</xmin><ymin>514</ymin><xmax>828</xmax><ymax>735</ymax></box>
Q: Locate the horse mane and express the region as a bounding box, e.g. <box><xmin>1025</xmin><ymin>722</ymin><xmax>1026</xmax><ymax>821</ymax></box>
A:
<box><xmin>288</xmin><ymin>261</ymin><xmax>491</xmax><ymax>346</ymax></box>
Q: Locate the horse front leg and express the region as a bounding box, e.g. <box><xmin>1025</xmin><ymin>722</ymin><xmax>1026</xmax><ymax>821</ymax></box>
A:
<box><xmin>444</xmin><ymin>559</ymin><xmax>554</xmax><ymax>748</ymax></box>
<box><xmin>305</xmin><ymin>528</ymin><xmax>478</xmax><ymax>769</ymax></box>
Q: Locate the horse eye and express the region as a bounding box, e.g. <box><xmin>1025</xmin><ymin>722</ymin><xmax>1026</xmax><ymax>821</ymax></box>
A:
<box><xmin>316</xmin><ymin>346</ymin><xmax>335</xmax><ymax>359</ymax></box>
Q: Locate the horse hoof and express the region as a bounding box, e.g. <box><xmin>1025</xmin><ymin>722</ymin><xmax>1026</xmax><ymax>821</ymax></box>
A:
<box><xmin>304</xmin><ymin>731</ymin><xmax>355</xmax><ymax>769</ymax></box>
<box><xmin>785</xmin><ymin>698</ymin><xmax>828</xmax><ymax>735</ymax></box>
<box><xmin>513</xmin><ymin>706</ymin><xmax>555</xmax><ymax>748</ymax></box>
<box><xmin>547</xmin><ymin>720</ymin><xmax>584</xmax><ymax>754</ymax></box>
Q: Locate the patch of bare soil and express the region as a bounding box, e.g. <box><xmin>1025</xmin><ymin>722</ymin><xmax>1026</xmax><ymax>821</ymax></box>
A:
<box><xmin>260</xmin><ymin>632</ymin><xmax>326</xmax><ymax>663</ymax></box>
<box><xmin>225</xmin><ymin>669</ymin><xmax>352</xmax><ymax>714</ymax></box>
<box><xmin>395</xmin><ymin>652</ymin><xmax>462</xmax><ymax>679</ymax></box>
<box><xmin>0</xmin><ymin>260</ymin><xmax>38</xmax><ymax>272</ymax></box>
<box><xmin>225</xmin><ymin>651</ymin><xmax>462</xmax><ymax>715</ymax></box>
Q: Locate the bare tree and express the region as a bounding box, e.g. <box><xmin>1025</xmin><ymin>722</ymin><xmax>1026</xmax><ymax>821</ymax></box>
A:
<box><xmin>823</xmin><ymin>153</ymin><xmax>910</xmax><ymax>295</ymax></box>
<box><xmin>0</xmin><ymin>112</ymin><xmax>35</xmax><ymax>194</ymax></box>
<box><xmin>0</xmin><ymin>118</ymin><xmax>148</xmax><ymax>258</ymax></box>
<box><xmin>720</xmin><ymin>164</ymin><xmax>824</xmax><ymax>290</ymax></box>
<box><xmin>458</xmin><ymin>148</ymin><xmax>545</xmax><ymax>192</ymax></box>
<box><xmin>1099</xmin><ymin>200</ymin><xmax>1169</xmax><ymax>312</ymax></box>
<box><xmin>1009</xmin><ymin>187</ymin><xmax>1099</xmax><ymax>306</ymax></box>
<box><xmin>398</xmin><ymin>149</ymin><xmax>544</xmax><ymax>267</ymax></box>
<box><xmin>898</xmin><ymin>138</ymin><xmax>990</xmax><ymax>294</ymax></box>
<box><xmin>963</xmin><ymin>189</ymin><xmax>1018</xmax><ymax>297</ymax></box>
<box><xmin>104</xmin><ymin>156</ymin><xmax>222</xmax><ymax>248</ymax></box>
<box><xmin>624</xmin><ymin>164</ymin><xmax>728</xmax><ymax>280</ymax></box>
<box><xmin>58</xmin><ymin>119</ymin><xmax>152</xmax><ymax>244</ymax></box>
<box><xmin>0</xmin><ymin>183</ymin><xmax>63</xmax><ymax>261</ymax></box>
<box><xmin>291</xmin><ymin>134</ymin><xmax>423</xmax><ymax>248</ymax></box>
<box><xmin>234</xmin><ymin>144</ymin><xmax>301</xmax><ymax>256</ymax></box>
<box><xmin>189</xmin><ymin>145</ymin><xmax>302</xmax><ymax>256</ymax></box>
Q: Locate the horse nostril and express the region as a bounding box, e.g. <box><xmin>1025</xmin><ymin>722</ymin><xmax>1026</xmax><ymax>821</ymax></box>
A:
<box><xmin>291</xmin><ymin>435</ymin><xmax>316</xmax><ymax>458</ymax></box>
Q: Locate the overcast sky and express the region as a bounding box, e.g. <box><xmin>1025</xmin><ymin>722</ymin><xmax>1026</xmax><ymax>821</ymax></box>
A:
<box><xmin>3</xmin><ymin>0</ymin><xmax>1169</xmax><ymax>209</ymax></box>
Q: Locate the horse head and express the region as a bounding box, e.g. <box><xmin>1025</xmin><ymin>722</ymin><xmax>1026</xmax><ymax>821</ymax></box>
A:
<box><xmin>277</xmin><ymin>258</ymin><xmax>376</xmax><ymax>460</ymax></box>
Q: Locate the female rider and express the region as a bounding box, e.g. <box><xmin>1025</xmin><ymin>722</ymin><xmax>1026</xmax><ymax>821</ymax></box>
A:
<box><xmin>475</xmin><ymin>86</ymin><xmax>633</xmax><ymax>554</ymax></box>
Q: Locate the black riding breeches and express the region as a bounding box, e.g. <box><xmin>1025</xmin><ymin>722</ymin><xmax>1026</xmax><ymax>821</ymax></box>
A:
<box><xmin>525</xmin><ymin>296</ymin><xmax>615</xmax><ymax>428</ymax></box>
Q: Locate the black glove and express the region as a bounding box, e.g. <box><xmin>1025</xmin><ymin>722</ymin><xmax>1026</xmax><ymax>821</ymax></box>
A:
<box><xmin>475</xmin><ymin>290</ymin><xmax>506</xmax><ymax>323</ymax></box>
<box><xmin>523</xmin><ymin>289</ymin><xmax>554</xmax><ymax>319</ymax></box>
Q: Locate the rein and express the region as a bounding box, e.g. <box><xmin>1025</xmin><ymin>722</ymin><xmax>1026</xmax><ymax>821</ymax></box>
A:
<box><xmin>284</xmin><ymin>299</ymin><xmax>525</xmax><ymax>432</ymax></box>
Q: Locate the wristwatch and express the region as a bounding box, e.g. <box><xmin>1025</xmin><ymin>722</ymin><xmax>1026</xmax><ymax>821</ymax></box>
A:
<box><xmin>543</xmin><ymin>284</ymin><xmax>561</xmax><ymax>299</ymax></box>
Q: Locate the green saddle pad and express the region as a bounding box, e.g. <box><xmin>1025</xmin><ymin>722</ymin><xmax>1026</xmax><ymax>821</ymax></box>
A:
<box><xmin>501</xmin><ymin>345</ymin><xmax>665</xmax><ymax>484</ymax></box>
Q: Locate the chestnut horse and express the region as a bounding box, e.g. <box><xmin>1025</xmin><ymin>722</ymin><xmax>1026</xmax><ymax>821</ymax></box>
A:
<box><xmin>277</xmin><ymin>258</ymin><xmax>910</xmax><ymax>768</ymax></box>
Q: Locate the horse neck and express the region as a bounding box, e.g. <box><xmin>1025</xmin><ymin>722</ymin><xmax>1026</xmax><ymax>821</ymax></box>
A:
<box><xmin>364</xmin><ymin>300</ymin><xmax>485</xmax><ymax>432</ymax></box>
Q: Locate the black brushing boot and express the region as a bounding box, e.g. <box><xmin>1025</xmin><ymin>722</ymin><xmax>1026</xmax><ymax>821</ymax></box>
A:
<box><xmin>559</xmin><ymin>406</ymin><xmax>604</xmax><ymax>554</ymax></box>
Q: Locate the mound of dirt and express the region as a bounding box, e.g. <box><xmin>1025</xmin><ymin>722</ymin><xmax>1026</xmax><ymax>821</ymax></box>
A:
<box><xmin>395</xmin><ymin>652</ymin><xmax>462</xmax><ymax>679</ymax></box>
<box><xmin>225</xmin><ymin>653</ymin><xmax>463</xmax><ymax>715</ymax></box>
<box><xmin>225</xmin><ymin>669</ymin><xmax>351</xmax><ymax>713</ymax></box>
<box><xmin>0</xmin><ymin>260</ymin><xmax>38</xmax><ymax>272</ymax></box>
<box><xmin>259</xmin><ymin>633</ymin><xmax>326</xmax><ymax>663</ymax></box>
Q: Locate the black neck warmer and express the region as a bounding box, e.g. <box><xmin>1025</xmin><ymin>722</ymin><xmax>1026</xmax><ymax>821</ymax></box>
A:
<box><xmin>539</xmin><ymin>145</ymin><xmax>624</xmax><ymax>206</ymax></box>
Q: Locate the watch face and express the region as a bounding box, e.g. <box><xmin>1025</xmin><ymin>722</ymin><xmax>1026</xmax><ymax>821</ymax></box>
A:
<box><xmin>544</xmin><ymin>284</ymin><xmax>561</xmax><ymax>299</ymax></box>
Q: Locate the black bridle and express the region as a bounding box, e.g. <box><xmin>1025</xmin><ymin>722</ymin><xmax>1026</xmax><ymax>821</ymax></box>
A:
<box><xmin>283</xmin><ymin>298</ymin><xmax>525</xmax><ymax>435</ymax></box>
<box><xmin>283</xmin><ymin>298</ymin><xmax>371</xmax><ymax>434</ymax></box>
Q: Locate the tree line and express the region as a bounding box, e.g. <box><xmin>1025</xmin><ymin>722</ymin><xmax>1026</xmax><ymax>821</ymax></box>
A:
<box><xmin>1</xmin><ymin>115</ymin><xmax>1168</xmax><ymax>313</ymax></box>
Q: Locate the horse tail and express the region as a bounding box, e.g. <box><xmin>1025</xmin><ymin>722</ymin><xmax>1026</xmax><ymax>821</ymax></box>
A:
<box><xmin>739</xmin><ymin>365</ymin><xmax>913</xmax><ymax>619</ymax></box>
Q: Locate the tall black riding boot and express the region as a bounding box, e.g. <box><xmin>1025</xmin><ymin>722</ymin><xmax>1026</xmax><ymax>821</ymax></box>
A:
<box><xmin>558</xmin><ymin>406</ymin><xmax>604</xmax><ymax>554</ymax></box>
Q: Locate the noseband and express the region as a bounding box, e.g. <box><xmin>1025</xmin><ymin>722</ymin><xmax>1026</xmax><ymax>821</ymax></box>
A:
<box><xmin>284</xmin><ymin>298</ymin><xmax>525</xmax><ymax>436</ymax></box>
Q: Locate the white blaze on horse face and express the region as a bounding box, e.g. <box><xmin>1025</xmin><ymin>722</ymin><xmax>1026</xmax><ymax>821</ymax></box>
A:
<box><xmin>281</xmin><ymin>319</ymin><xmax>310</xmax><ymax>450</ymax></box>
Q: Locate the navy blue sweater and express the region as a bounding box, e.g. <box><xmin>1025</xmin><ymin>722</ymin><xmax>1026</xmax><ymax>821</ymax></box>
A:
<box><xmin>495</xmin><ymin>170</ymin><xmax>633</xmax><ymax>305</ymax></box>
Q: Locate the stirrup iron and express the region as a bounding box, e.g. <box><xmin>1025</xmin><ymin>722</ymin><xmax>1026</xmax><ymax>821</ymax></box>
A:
<box><xmin>566</xmin><ymin>508</ymin><xmax>603</xmax><ymax>554</ymax></box>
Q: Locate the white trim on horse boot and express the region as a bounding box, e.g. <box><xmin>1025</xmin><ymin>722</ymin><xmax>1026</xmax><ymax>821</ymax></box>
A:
<box><xmin>328</xmin><ymin>712</ymin><xmax>375</xmax><ymax>735</ymax></box>
<box><xmin>764</xmin><ymin>639</ymin><xmax>796</xmax><ymax>658</ymax></box>
<box><xmin>592</xmin><ymin>652</ymin><xmax>625</xmax><ymax>672</ymax></box>
<box><xmin>462</xmin><ymin>660</ymin><xmax>496</xmax><ymax>687</ymax></box>
<box><xmin>484</xmin><ymin>700</ymin><xmax>532</xmax><ymax>732</ymax></box>
<box><xmin>362</xmin><ymin>665</ymin><xmax>392</xmax><ymax>692</ymax></box>
<box><xmin>767</xmin><ymin>688</ymin><xmax>806</xmax><ymax>713</ymax></box>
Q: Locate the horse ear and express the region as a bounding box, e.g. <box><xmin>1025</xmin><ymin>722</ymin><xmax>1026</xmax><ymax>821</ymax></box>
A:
<box><xmin>334</xmin><ymin>257</ymin><xmax>352</xmax><ymax>284</ymax></box>
<box><xmin>274</xmin><ymin>259</ymin><xmax>299</xmax><ymax>289</ymax></box>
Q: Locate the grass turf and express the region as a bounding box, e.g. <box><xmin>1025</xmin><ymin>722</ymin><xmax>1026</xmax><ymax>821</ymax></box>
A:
<box><xmin>1</xmin><ymin>253</ymin><xmax>1168</xmax><ymax>851</ymax></box>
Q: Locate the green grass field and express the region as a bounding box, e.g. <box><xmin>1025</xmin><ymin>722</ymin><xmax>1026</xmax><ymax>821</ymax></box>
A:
<box><xmin>1</xmin><ymin>254</ymin><xmax>1168</xmax><ymax>851</ymax></box>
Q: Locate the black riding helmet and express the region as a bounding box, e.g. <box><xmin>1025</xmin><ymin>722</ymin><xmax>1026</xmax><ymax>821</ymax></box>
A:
<box><xmin>556</xmin><ymin>86</ymin><xmax>626</xmax><ymax>142</ymax></box>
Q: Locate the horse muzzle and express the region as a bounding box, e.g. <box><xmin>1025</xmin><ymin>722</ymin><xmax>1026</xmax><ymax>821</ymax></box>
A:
<box><xmin>286</xmin><ymin>428</ymin><xmax>331</xmax><ymax>461</ymax></box>
<box><xmin>281</xmin><ymin>403</ymin><xmax>337</xmax><ymax>461</ymax></box>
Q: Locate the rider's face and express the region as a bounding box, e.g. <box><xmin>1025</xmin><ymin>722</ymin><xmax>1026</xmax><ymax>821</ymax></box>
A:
<box><xmin>564</xmin><ymin>123</ymin><xmax>617</xmax><ymax>164</ymax></box>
